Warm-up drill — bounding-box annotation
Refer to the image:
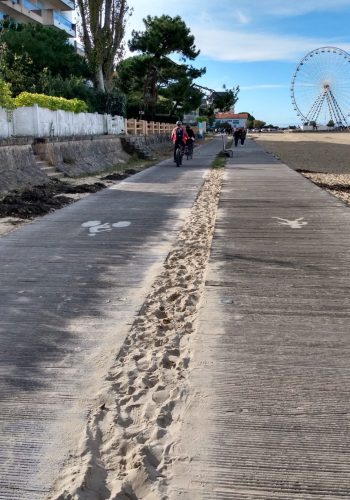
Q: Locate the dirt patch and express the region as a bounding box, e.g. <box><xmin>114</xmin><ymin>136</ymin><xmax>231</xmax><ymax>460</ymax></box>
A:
<box><xmin>101</xmin><ymin>169</ymin><xmax>137</xmax><ymax>181</ymax></box>
<box><xmin>0</xmin><ymin>160</ymin><xmax>157</xmax><ymax>232</ymax></box>
<box><xmin>0</xmin><ymin>181</ymin><xmax>106</xmax><ymax>219</ymax></box>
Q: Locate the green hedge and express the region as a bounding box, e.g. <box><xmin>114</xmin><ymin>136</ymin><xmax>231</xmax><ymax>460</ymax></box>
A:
<box><xmin>13</xmin><ymin>92</ymin><xmax>88</xmax><ymax>112</ymax></box>
<box><xmin>0</xmin><ymin>80</ymin><xmax>16</xmax><ymax>110</ymax></box>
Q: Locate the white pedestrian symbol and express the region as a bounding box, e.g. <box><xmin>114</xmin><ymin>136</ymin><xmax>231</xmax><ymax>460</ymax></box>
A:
<box><xmin>272</xmin><ymin>217</ymin><xmax>308</xmax><ymax>229</ymax></box>
<box><xmin>82</xmin><ymin>220</ymin><xmax>131</xmax><ymax>236</ymax></box>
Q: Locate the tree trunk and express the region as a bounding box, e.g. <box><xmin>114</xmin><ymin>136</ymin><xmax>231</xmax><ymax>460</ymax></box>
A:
<box><xmin>96</xmin><ymin>65</ymin><xmax>106</xmax><ymax>92</ymax></box>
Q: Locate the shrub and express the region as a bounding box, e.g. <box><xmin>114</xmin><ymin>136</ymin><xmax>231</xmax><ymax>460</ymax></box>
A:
<box><xmin>90</xmin><ymin>88</ymin><xmax>127</xmax><ymax>116</ymax></box>
<box><xmin>13</xmin><ymin>92</ymin><xmax>88</xmax><ymax>112</ymax></box>
<box><xmin>0</xmin><ymin>79</ymin><xmax>15</xmax><ymax>110</ymax></box>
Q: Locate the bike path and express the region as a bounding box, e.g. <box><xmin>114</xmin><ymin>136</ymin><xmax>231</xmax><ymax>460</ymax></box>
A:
<box><xmin>0</xmin><ymin>139</ymin><xmax>222</xmax><ymax>499</ymax></box>
<box><xmin>171</xmin><ymin>139</ymin><xmax>350</xmax><ymax>499</ymax></box>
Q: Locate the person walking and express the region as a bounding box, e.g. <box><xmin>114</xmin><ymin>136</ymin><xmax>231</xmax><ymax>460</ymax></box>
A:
<box><xmin>233</xmin><ymin>128</ymin><xmax>242</xmax><ymax>147</ymax></box>
<box><xmin>240</xmin><ymin>128</ymin><xmax>247</xmax><ymax>146</ymax></box>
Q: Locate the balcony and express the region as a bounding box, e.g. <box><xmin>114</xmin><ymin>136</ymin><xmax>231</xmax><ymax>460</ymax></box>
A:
<box><xmin>50</xmin><ymin>9</ymin><xmax>75</xmax><ymax>36</ymax></box>
<box><xmin>23</xmin><ymin>0</ymin><xmax>42</xmax><ymax>12</ymax></box>
<box><xmin>47</xmin><ymin>0</ymin><xmax>74</xmax><ymax>11</ymax></box>
<box><xmin>0</xmin><ymin>0</ymin><xmax>43</xmax><ymax>22</ymax></box>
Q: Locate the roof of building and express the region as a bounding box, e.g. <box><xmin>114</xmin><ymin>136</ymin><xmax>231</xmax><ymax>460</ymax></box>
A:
<box><xmin>215</xmin><ymin>112</ymin><xmax>249</xmax><ymax>119</ymax></box>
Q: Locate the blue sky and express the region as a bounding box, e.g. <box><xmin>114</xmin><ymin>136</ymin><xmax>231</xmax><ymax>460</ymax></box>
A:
<box><xmin>125</xmin><ymin>0</ymin><xmax>350</xmax><ymax>127</ymax></box>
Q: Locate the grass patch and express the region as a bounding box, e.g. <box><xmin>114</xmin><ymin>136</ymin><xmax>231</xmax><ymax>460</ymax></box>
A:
<box><xmin>212</xmin><ymin>154</ymin><xmax>226</xmax><ymax>169</ymax></box>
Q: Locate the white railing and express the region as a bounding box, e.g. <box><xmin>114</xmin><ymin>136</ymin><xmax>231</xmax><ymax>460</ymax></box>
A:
<box><xmin>125</xmin><ymin>118</ymin><xmax>173</xmax><ymax>136</ymax></box>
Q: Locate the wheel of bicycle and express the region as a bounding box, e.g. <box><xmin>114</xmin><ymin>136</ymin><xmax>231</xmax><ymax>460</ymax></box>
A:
<box><xmin>175</xmin><ymin>147</ymin><xmax>181</xmax><ymax>167</ymax></box>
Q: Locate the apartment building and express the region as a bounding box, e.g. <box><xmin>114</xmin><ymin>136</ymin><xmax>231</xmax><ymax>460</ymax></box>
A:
<box><xmin>0</xmin><ymin>0</ymin><xmax>75</xmax><ymax>37</ymax></box>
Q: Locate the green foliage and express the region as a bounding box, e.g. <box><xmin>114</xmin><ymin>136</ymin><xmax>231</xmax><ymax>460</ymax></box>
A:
<box><xmin>327</xmin><ymin>119</ymin><xmax>335</xmax><ymax>127</ymax></box>
<box><xmin>90</xmin><ymin>87</ymin><xmax>127</xmax><ymax>116</ymax></box>
<box><xmin>116</xmin><ymin>55</ymin><xmax>151</xmax><ymax>95</ymax></box>
<box><xmin>0</xmin><ymin>78</ymin><xmax>15</xmax><ymax>109</ymax></box>
<box><xmin>212</xmin><ymin>154</ymin><xmax>226</xmax><ymax>169</ymax></box>
<box><xmin>159</xmin><ymin>77</ymin><xmax>203</xmax><ymax>115</ymax></box>
<box><xmin>213</xmin><ymin>86</ymin><xmax>240</xmax><ymax>112</ymax></box>
<box><xmin>239</xmin><ymin>112</ymin><xmax>255</xmax><ymax>120</ymax></box>
<box><xmin>253</xmin><ymin>119</ymin><xmax>266</xmax><ymax>129</ymax></box>
<box><xmin>14</xmin><ymin>92</ymin><xmax>88</xmax><ymax>113</ymax></box>
<box><xmin>38</xmin><ymin>72</ymin><xmax>94</xmax><ymax>104</ymax></box>
<box><xmin>126</xmin><ymin>15</ymin><xmax>205</xmax><ymax>117</ymax></box>
<box><xmin>0</xmin><ymin>22</ymin><xmax>90</xmax><ymax>85</ymax></box>
<box><xmin>0</xmin><ymin>20</ymin><xmax>126</xmax><ymax>115</ymax></box>
<box><xmin>0</xmin><ymin>42</ymin><xmax>37</xmax><ymax>95</ymax></box>
<box><xmin>129</xmin><ymin>15</ymin><xmax>199</xmax><ymax>60</ymax></box>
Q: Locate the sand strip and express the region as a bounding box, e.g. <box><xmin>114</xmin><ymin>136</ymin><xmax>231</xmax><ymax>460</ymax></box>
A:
<box><xmin>48</xmin><ymin>167</ymin><xmax>224</xmax><ymax>500</ymax></box>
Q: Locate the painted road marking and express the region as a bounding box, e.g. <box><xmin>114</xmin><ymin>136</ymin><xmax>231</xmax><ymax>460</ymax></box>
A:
<box><xmin>81</xmin><ymin>220</ymin><xmax>131</xmax><ymax>236</ymax></box>
<box><xmin>272</xmin><ymin>217</ymin><xmax>308</xmax><ymax>229</ymax></box>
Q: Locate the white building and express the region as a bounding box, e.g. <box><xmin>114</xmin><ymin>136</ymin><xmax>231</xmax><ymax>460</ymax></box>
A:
<box><xmin>0</xmin><ymin>0</ymin><xmax>75</xmax><ymax>37</ymax></box>
<box><xmin>214</xmin><ymin>112</ymin><xmax>248</xmax><ymax>129</ymax></box>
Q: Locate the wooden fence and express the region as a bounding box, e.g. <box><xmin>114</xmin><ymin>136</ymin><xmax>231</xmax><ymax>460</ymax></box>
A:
<box><xmin>125</xmin><ymin>119</ymin><xmax>174</xmax><ymax>136</ymax></box>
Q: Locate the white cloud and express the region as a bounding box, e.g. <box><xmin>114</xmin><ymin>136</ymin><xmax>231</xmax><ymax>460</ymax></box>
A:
<box><xmin>233</xmin><ymin>11</ymin><xmax>251</xmax><ymax>25</ymax></box>
<box><xmin>122</xmin><ymin>1</ymin><xmax>350</xmax><ymax>62</ymax></box>
<box><xmin>213</xmin><ymin>0</ymin><xmax>350</xmax><ymax>18</ymax></box>
<box><xmin>192</xmin><ymin>28</ymin><xmax>350</xmax><ymax>62</ymax></box>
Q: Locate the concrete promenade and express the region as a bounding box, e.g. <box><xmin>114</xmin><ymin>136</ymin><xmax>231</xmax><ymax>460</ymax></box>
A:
<box><xmin>171</xmin><ymin>139</ymin><xmax>350</xmax><ymax>498</ymax></box>
<box><xmin>0</xmin><ymin>139</ymin><xmax>222</xmax><ymax>499</ymax></box>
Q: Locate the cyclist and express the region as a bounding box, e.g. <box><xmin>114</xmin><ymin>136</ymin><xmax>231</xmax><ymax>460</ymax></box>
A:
<box><xmin>171</xmin><ymin>121</ymin><xmax>188</xmax><ymax>162</ymax></box>
<box><xmin>185</xmin><ymin>124</ymin><xmax>195</xmax><ymax>156</ymax></box>
<box><xmin>185</xmin><ymin>124</ymin><xmax>195</xmax><ymax>141</ymax></box>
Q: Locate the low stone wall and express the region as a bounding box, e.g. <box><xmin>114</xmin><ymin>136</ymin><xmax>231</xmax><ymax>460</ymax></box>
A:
<box><xmin>33</xmin><ymin>136</ymin><xmax>131</xmax><ymax>176</ymax></box>
<box><xmin>0</xmin><ymin>145</ymin><xmax>49</xmax><ymax>196</ymax></box>
<box><xmin>122</xmin><ymin>134</ymin><xmax>171</xmax><ymax>159</ymax></box>
<box><xmin>0</xmin><ymin>134</ymin><xmax>172</xmax><ymax>196</ymax></box>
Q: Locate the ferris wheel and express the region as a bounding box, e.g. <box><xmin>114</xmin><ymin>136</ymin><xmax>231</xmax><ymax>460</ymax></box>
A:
<box><xmin>291</xmin><ymin>47</ymin><xmax>350</xmax><ymax>126</ymax></box>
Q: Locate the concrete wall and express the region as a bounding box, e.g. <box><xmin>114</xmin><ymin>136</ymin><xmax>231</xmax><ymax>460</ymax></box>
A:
<box><xmin>1</xmin><ymin>106</ymin><xmax>125</xmax><ymax>139</ymax></box>
<box><xmin>33</xmin><ymin>136</ymin><xmax>131</xmax><ymax>176</ymax></box>
<box><xmin>0</xmin><ymin>145</ymin><xmax>49</xmax><ymax>195</ymax></box>
<box><xmin>0</xmin><ymin>134</ymin><xmax>171</xmax><ymax>196</ymax></box>
<box><xmin>121</xmin><ymin>134</ymin><xmax>172</xmax><ymax>159</ymax></box>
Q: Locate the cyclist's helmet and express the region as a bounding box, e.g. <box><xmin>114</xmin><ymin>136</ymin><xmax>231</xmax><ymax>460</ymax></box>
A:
<box><xmin>176</xmin><ymin>121</ymin><xmax>182</xmax><ymax>125</ymax></box>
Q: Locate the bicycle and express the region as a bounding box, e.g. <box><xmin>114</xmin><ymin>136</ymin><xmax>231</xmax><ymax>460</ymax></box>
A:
<box><xmin>175</xmin><ymin>143</ymin><xmax>184</xmax><ymax>167</ymax></box>
<box><xmin>184</xmin><ymin>140</ymin><xmax>194</xmax><ymax>160</ymax></box>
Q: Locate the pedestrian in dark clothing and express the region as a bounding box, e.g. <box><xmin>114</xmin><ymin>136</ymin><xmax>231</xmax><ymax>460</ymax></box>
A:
<box><xmin>233</xmin><ymin>128</ymin><xmax>242</xmax><ymax>147</ymax></box>
<box><xmin>240</xmin><ymin>128</ymin><xmax>247</xmax><ymax>146</ymax></box>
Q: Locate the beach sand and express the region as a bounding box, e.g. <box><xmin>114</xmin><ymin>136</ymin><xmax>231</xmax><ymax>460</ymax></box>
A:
<box><xmin>251</xmin><ymin>131</ymin><xmax>350</xmax><ymax>205</ymax></box>
<box><xmin>48</xmin><ymin>168</ymin><xmax>224</xmax><ymax>499</ymax></box>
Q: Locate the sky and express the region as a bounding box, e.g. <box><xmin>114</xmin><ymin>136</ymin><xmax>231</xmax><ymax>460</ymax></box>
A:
<box><xmin>123</xmin><ymin>0</ymin><xmax>350</xmax><ymax>127</ymax></box>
